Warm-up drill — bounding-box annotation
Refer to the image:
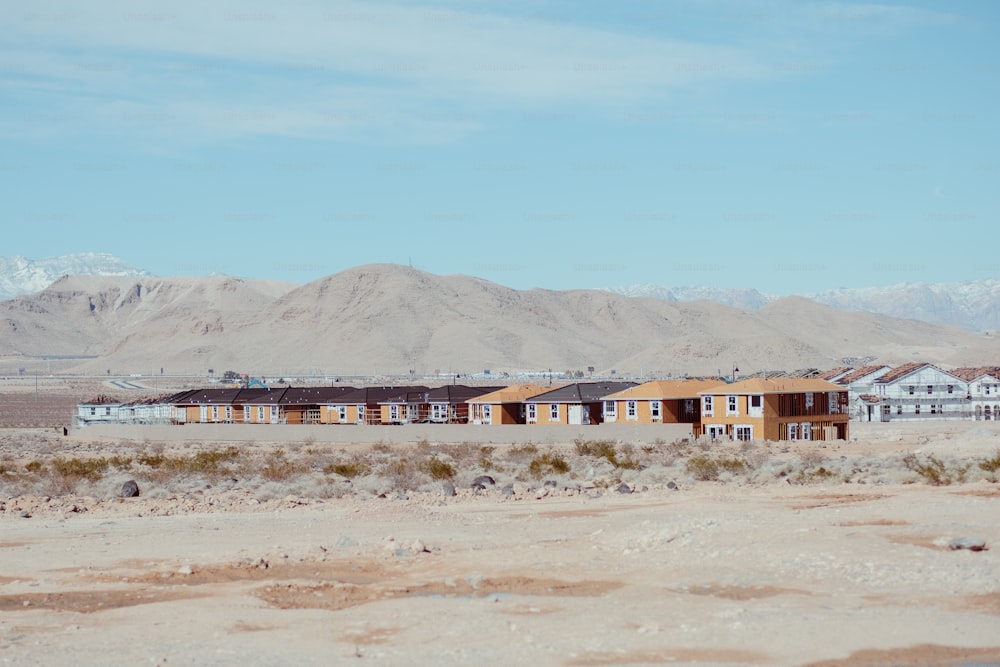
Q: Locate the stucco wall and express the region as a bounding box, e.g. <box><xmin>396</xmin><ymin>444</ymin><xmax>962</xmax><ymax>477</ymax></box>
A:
<box><xmin>71</xmin><ymin>422</ymin><xmax>695</xmax><ymax>445</ymax></box>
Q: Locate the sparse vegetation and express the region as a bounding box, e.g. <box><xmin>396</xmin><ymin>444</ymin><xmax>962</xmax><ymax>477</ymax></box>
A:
<box><xmin>979</xmin><ymin>450</ymin><xmax>1000</xmax><ymax>474</ymax></box>
<box><xmin>902</xmin><ymin>453</ymin><xmax>969</xmax><ymax>486</ymax></box>
<box><xmin>574</xmin><ymin>439</ymin><xmax>642</xmax><ymax>470</ymax></box>
<box><xmin>528</xmin><ymin>453</ymin><xmax>570</xmax><ymax>479</ymax></box>
<box><xmin>424</xmin><ymin>457</ymin><xmax>456</xmax><ymax>480</ymax></box>
<box><xmin>324</xmin><ymin>461</ymin><xmax>370</xmax><ymax>479</ymax></box>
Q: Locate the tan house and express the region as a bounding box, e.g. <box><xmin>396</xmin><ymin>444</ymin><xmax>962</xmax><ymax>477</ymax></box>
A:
<box><xmin>698</xmin><ymin>378</ymin><xmax>849</xmax><ymax>441</ymax></box>
<box><xmin>601</xmin><ymin>379</ymin><xmax>724</xmax><ymax>431</ymax></box>
<box><xmin>524</xmin><ymin>382</ymin><xmax>638</xmax><ymax>425</ymax></box>
<box><xmin>467</xmin><ymin>384</ymin><xmax>549</xmax><ymax>424</ymax></box>
<box><xmin>321</xmin><ymin>386</ymin><xmax>429</xmax><ymax>425</ymax></box>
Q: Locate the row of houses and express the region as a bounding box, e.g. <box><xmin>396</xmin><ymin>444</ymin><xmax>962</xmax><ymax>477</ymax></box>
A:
<box><xmin>77</xmin><ymin>377</ymin><xmax>851</xmax><ymax>442</ymax></box>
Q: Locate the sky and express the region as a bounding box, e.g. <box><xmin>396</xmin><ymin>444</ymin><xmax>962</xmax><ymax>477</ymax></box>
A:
<box><xmin>1</xmin><ymin>0</ymin><xmax>997</xmax><ymax>294</ymax></box>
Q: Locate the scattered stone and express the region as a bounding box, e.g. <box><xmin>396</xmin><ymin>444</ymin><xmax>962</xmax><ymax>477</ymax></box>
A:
<box><xmin>666</xmin><ymin>481</ymin><xmax>678</xmax><ymax>490</ymax></box>
<box><xmin>948</xmin><ymin>537</ymin><xmax>988</xmax><ymax>552</ymax></box>
<box><xmin>120</xmin><ymin>480</ymin><xmax>140</xmax><ymax>498</ymax></box>
<box><xmin>471</xmin><ymin>483</ymin><xmax>487</xmax><ymax>493</ymax></box>
<box><xmin>411</xmin><ymin>539</ymin><xmax>429</xmax><ymax>553</ymax></box>
<box><xmin>543</xmin><ymin>480</ymin><xmax>558</xmax><ymax>488</ymax></box>
<box><xmin>177</xmin><ymin>564</ymin><xmax>194</xmax><ymax>575</ymax></box>
<box><xmin>502</xmin><ymin>484</ymin><xmax>515</xmax><ymax>498</ymax></box>
<box><xmin>442</xmin><ymin>481</ymin><xmax>457</xmax><ymax>497</ymax></box>
<box><xmin>472</xmin><ymin>475</ymin><xmax>496</xmax><ymax>488</ymax></box>
<box><xmin>615</xmin><ymin>483</ymin><xmax>633</xmax><ymax>494</ymax></box>
<box><xmin>395</xmin><ymin>491</ymin><xmax>409</xmax><ymax>501</ymax></box>
<box><xmin>19</xmin><ymin>510</ymin><xmax>31</xmax><ymax>519</ymax></box>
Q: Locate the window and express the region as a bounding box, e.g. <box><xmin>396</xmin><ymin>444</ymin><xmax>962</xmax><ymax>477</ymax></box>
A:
<box><xmin>827</xmin><ymin>392</ymin><xmax>839</xmax><ymax>414</ymax></box>
<box><xmin>257</xmin><ymin>406</ymin><xmax>264</xmax><ymax>422</ymax></box>
<box><xmin>927</xmin><ymin>385</ymin><xmax>933</xmax><ymax>395</ymax></box>
<box><xmin>482</xmin><ymin>404</ymin><xmax>491</xmax><ymax>422</ymax></box>
<box><xmin>914</xmin><ymin>404</ymin><xmax>921</xmax><ymax>414</ymax></box>
<box><xmin>947</xmin><ymin>384</ymin><xmax>954</xmax><ymax>394</ymax></box>
<box><xmin>788</xmin><ymin>423</ymin><xmax>798</xmax><ymax>440</ymax></box>
<box><xmin>224</xmin><ymin>406</ymin><xmax>231</xmax><ymax>421</ymax></box>
<box><xmin>801</xmin><ymin>422</ymin><xmax>811</xmax><ymax>440</ymax></box>
<box><xmin>90</xmin><ymin>407</ymin><xmax>96</xmax><ymax>416</ymax></box>
<box><xmin>604</xmin><ymin>401</ymin><xmax>616</xmax><ymax>419</ymax></box>
<box><xmin>897</xmin><ymin>405</ymin><xmax>902</xmax><ymax>415</ymax></box>
<box><xmin>270</xmin><ymin>406</ymin><xmax>278</xmax><ymax>422</ymax></box>
<box><xmin>931</xmin><ymin>404</ymin><xmax>937</xmax><ymax>414</ymax></box>
<box><xmin>527</xmin><ymin>404</ymin><xmax>537</xmax><ymax>422</ymax></box>
<box><xmin>244</xmin><ymin>406</ymin><xmax>251</xmax><ymax>422</ymax></box>
<box><xmin>703</xmin><ymin>396</ymin><xmax>714</xmax><ymax>415</ymax></box>
<box><xmin>727</xmin><ymin>395</ymin><xmax>738</xmax><ymax>415</ymax></box>
<box><xmin>908</xmin><ymin>385</ymin><xmax>914</xmax><ymax>395</ymax></box>
<box><xmin>389</xmin><ymin>405</ymin><xmax>400</xmax><ymax>421</ymax></box>
<box><xmin>626</xmin><ymin>400</ymin><xmax>637</xmax><ymax>420</ymax></box>
<box><xmin>735</xmin><ymin>425</ymin><xmax>753</xmax><ymax>441</ymax></box>
<box><xmin>338</xmin><ymin>406</ymin><xmax>347</xmax><ymax>422</ymax></box>
<box><xmin>684</xmin><ymin>399</ymin><xmax>694</xmax><ymax>414</ymax></box>
<box><xmin>805</xmin><ymin>392</ymin><xmax>814</xmax><ymax>409</ymax></box>
<box><xmin>550</xmin><ymin>403</ymin><xmax>559</xmax><ymax>421</ymax></box>
<box><xmin>212</xmin><ymin>405</ymin><xmax>218</xmax><ymax>420</ymax></box>
<box><xmin>650</xmin><ymin>400</ymin><xmax>661</xmax><ymax>420</ymax></box>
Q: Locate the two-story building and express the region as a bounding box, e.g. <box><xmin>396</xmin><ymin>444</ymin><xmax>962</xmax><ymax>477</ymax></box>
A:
<box><xmin>467</xmin><ymin>384</ymin><xmax>549</xmax><ymax>424</ymax></box>
<box><xmin>601</xmin><ymin>379</ymin><xmax>723</xmax><ymax>432</ymax></box>
<box><xmin>524</xmin><ymin>382</ymin><xmax>637</xmax><ymax>425</ymax></box>
<box><xmin>698</xmin><ymin>378</ymin><xmax>849</xmax><ymax>441</ymax></box>
<box><xmin>872</xmin><ymin>363</ymin><xmax>968</xmax><ymax>421</ymax></box>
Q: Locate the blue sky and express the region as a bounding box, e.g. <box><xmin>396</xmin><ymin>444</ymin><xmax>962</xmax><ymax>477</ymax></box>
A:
<box><xmin>2</xmin><ymin>0</ymin><xmax>997</xmax><ymax>293</ymax></box>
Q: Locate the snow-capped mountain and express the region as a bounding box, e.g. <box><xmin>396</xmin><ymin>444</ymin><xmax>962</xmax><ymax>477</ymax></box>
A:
<box><xmin>605</xmin><ymin>280</ymin><xmax>1000</xmax><ymax>332</ymax></box>
<box><xmin>0</xmin><ymin>253</ymin><xmax>152</xmax><ymax>300</ymax></box>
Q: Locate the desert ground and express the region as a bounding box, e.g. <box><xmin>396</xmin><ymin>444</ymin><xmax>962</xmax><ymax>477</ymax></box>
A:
<box><xmin>1</xmin><ymin>379</ymin><xmax>1000</xmax><ymax>665</ymax></box>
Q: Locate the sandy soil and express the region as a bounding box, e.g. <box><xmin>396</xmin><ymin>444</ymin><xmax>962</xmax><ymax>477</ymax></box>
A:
<box><xmin>2</xmin><ymin>424</ymin><xmax>1000</xmax><ymax>666</ymax></box>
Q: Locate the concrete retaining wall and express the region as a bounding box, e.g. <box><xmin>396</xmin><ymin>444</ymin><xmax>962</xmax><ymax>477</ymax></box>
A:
<box><xmin>72</xmin><ymin>423</ymin><xmax>695</xmax><ymax>446</ymax></box>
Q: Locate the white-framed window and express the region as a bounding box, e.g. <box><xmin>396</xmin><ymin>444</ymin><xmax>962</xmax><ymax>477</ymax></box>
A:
<box><xmin>800</xmin><ymin>422</ymin><xmax>811</xmax><ymax>440</ymax></box>
<box><xmin>482</xmin><ymin>404</ymin><xmax>492</xmax><ymax>422</ymax></box>
<box><xmin>527</xmin><ymin>404</ymin><xmax>537</xmax><ymax>422</ymax></box>
<box><xmin>257</xmin><ymin>406</ymin><xmax>264</xmax><ymax>422</ymax></box>
<box><xmin>788</xmin><ymin>423</ymin><xmax>798</xmax><ymax>440</ymax></box>
<box><xmin>224</xmin><ymin>406</ymin><xmax>231</xmax><ymax>421</ymax></box>
<box><xmin>828</xmin><ymin>392</ymin><xmax>839</xmax><ymax>414</ymax></box>
<box><xmin>626</xmin><ymin>400</ymin><xmax>638</xmax><ymax>420</ymax></box>
<box><xmin>549</xmin><ymin>403</ymin><xmax>559</xmax><ymax>421</ymax></box>
<box><xmin>735</xmin><ymin>425</ymin><xmax>753</xmax><ymax>441</ymax></box>
<box><xmin>270</xmin><ymin>405</ymin><xmax>278</xmax><ymax>423</ymax></box>
<box><xmin>908</xmin><ymin>385</ymin><xmax>914</xmax><ymax>395</ymax></box>
<box><xmin>90</xmin><ymin>407</ymin><xmax>96</xmax><ymax>415</ymax></box>
<box><xmin>650</xmin><ymin>400</ymin><xmax>661</xmax><ymax>421</ymax></box>
<box><xmin>212</xmin><ymin>405</ymin><xmax>218</xmax><ymax>420</ymax></box>
<box><xmin>927</xmin><ymin>385</ymin><xmax>933</xmax><ymax>395</ymax></box>
<box><xmin>914</xmin><ymin>404</ymin><xmax>921</xmax><ymax>414</ymax></box>
<box><xmin>703</xmin><ymin>396</ymin><xmax>714</xmax><ymax>416</ymax></box>
<box><xmin>604</xmin><ymin>401</ymin><xmax>617</xmax><ymax>419</ymax></box>
<box><xmin>105</xmin><ymin>407</ymin><xmax>112</xmax><ymax>416</ymax></box>
<box><xmin>947</xmin><ymin>384</ymin><xmax>954</xmax><ymax>394</ymax></box>
<box><xmin>749</xmin><ymin>394</ymin><xmax>763</xmax><ymax>417</ymax></box>
<box><xmin>244</xmin><ymin>406</ymin><xmax>251</xmax><ymax>422</ymax></box>
<box><xmin>338</xmin><ymin>406</ymin><xmax>347</xmax><ymax>422</ymax></box>
<box><xmin>805</xmin><ymin>392</ymin><xmax>814</xmax><ymax>409</ymax></box>
<box><xmin>431</xmin><ymin>404</ymin><xmax>447</xmax><ymax>421</ymax></box>
<box><xmin>200</xmin><ymin>405</ymin><xmax>208</xmax><ymax>422</ymax></box>
<box><xmin>727</xmin><ymin>395</ymin><xmax>738</xmax><ymax>415</ymax></box>
<box><xmin>389</xmin><ymin>404</ymin><xmax>400</xmax><ymax>421</ymax></box>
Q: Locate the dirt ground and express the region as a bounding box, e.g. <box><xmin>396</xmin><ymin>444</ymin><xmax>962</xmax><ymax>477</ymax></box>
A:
<box><xmin>1</xmin><ymin>379</ymin><xmax>999</xmax><ymax>665</ymax></box>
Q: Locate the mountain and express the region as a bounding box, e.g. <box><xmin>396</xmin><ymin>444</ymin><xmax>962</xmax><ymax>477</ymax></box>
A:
<box><xmin>605</xmin><ymin>280</ymin><xmax>1000</xmax><ymax>332</ymax></box>
<box><xmin>0</xmin><ymin>253</ymin><xmax>152</xmax><ymax>301</ymax></box>
<box><xmin>2</xmin><ymin>264</ymin><xmax>998</xmax><ymax>378</ymax></box>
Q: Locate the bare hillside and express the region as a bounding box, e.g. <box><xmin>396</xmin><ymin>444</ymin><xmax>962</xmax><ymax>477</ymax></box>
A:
<box><xmin>2</xmin><ymin>265</ymin><xmax>998</xmax><ymax>377</ymax></box>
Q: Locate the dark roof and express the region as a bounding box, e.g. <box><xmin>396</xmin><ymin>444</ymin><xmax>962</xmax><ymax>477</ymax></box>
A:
<box><xmin>175</xmin><ymin>388</ymin><xmax>243</xmax><ymax>404</ymax></box>
<box><xmin>231</xmin><ymin>388</ymin><xmax>286</xmax><ymax>405</ymax></box>
<box><xmin>333</xmin><ymin>386</ymin><xmax>430</xmax><ymax>404</ymax></box>
<box><xmin>526</xmin><ymin>382</ymin><xmax>638</xmax><ymax>403</ymax></box>
<box><xmin>425</xmin><ymin>385</ymin><xmax>506</xmax><ymax>403</ymax></box>
<box><xmin>280</xmin><ymin>386</ymin><xmax>357</xmax><ymax>405</ymax></box>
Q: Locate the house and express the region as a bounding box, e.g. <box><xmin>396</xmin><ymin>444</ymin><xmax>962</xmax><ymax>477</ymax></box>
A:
<box><xmin>467</xmin><ymin>384</ymin><xmax>549</xmax><ymax>424</ymax></box>
<box><xmin>524</xmin><ymin>382</ymin><xmax>637</xmax><ymax>425</ymax></box>
<box><xmin>698</xmin><ymin>378</ymin><xmax>849</xmax><ymax>441</ymax></box>
<box><xmin>280</xmin><ymin>386</ymin><xmax>356</xmax><ymax>424</ymax></box>
<box><xmin>423</xmin><ymin>385</ymin><xmax>505</xmax><ymax>423</ymax></box>
<box><xmin>818</xmin><ymin>366</ymin><xmax>854</xmax><ymax>382</ymax></box>
<box><xmin>321</xmin><ymin>386</ymin><xmax>429</xmax><ymax>424</ymax></box>
<box><xmin>872</xmin><ymin>363</ymin><xmax>968</xmax><ymax>421</ymax></box>
<box><xmin>600</xmin><ymin>379</ymin><xmax>724</xmax><ymax>431</ymax></box>
<box><xmin>952</xmin><ymin>367</ymin><xmax>1000</xmax><ymax>420</ymax></box>
<box><xmin>379</xmin><ymin>388</ymin><xmax>433</xmax><ymax>424</ymax></box>
<box><xmin>116</xmin><ymin>394</ymin><xmax>183</xmax><ymax>424</ymax></box>
<box><xmin>232</xmin><ymin>387</ymin><xmax>289</xmax><ymax>424</ymax></box>
<box><xmin>76</xmin><ymin>395</ymin><xmax>124</xmax><ymax>426</ymax></box>
<box><xmin>834</xmin><ymin>365</ymin><xmax>891</xmax><ymax>421</ymax></box>
<box><xmin>173</xmin><ymin>388</ymin><xmax>242</xmax><ymax>424</ymax></box>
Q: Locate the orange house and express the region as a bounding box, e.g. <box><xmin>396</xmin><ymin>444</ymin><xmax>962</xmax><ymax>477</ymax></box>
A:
<box><xmin>321</xmin><ymin>386</ymin><xmax>429</xmax><ymax>425</ymax></box>
<box><xmin>173</xmin><ymin>388</ymin><xmax>241</xmax><ymax>424</ymax></box>
<box><xmin>601</xmin><ymin>379</ymin><xmax>725</xmax><ymax>430</ymax></box>
<box><xmin>698</xmin><ymin>378</ymin><xmax>849</xmax><ymax>442</ymax></box>
<box><xmin>524</xmin><ymin>382</ymin><xmax>638</xmax><ymax>425</ymax></box>
<box><xmin>467</xmin><ymin>385</ymin><xmax>549</xmax><ymax>424</ymax></box>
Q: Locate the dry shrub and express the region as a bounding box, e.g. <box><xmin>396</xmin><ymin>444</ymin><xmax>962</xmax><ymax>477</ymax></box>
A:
<box><xmin>260</xmin><ymin>450</ymin><xmax>305</xmax><ymax>482</ymax></box>
<box><xmin>424</xmin><ymin>457</ymin><xmax>456</xmax><ymax>480</ymax></box>
<box><xmin>902</xmin><ymin>454</ymin><xmax>968</xmax><ymax>486</ymax></box>
<box><xmin>574</xmin><ymin>439</ymin><xmax>641</xmax><ymax>470</ymax></box>
<box><xmin>528</xmin><ymin>453</ymin><xmax>570</xmax><ymax>479</ymax></box>
<box><xmin>324</xmin><ymin>461</ymin><xmax>370</xmax><ymax>479</ymax></box>
<box><xmin>505</xmin><ymin>443</ymin><xmax>538</xmax><ymax>463</ymax></box>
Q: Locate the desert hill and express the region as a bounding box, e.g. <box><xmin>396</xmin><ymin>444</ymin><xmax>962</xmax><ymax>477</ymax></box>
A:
<box><xmin>2</xmin><ymin>264</ymin><xmax>998</xmax><ymax>377</ymax></box>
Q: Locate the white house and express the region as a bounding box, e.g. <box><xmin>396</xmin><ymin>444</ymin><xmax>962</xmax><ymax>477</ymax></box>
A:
<box><xmin>953</xmin><ymin>367</ymin><xmax>1000</xmax><ymax>421</ymax></box>
<box><xmin>872</xmin><ymin>363</ymin><xmax>969</xmax><ymax>421</ymax></box>
<box><xmin>835</xmin><ymin>365</ymin><xmax>891</xmax><ymax>422</ymax></box>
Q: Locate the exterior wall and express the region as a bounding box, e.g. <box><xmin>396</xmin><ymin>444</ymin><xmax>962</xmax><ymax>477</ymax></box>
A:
<box><xmin>605</xmin><ymin>398</ymin><xmax>699</xmax><ymax>425</ymax></box>
<box><xmin>469</xmin><ymin>403</ymin><xmax>524</xmax><ymax>424</ymax></box>
<box><xmin>969</xmin><ymin>375</ymin><xmax>1000</xmax><ymax>421</ymax></box>
<box><xmin>875</xmin><ymin>367</ymin><xmax>968</xmax><ymax>421</ymax></box>
<box><xmin>700</xmin><ymin>392</ymin><xmax>849</xmax><ymax>441</ymax></box>
<box><xmin>524</xmin><ymin>402</ymin><xmax>601</xmax><ymax>425</ymax></box>
<box><xmin>72</xmin><ymin>422</ymin><xmax>696</xmax><ymax>445</ymax></box>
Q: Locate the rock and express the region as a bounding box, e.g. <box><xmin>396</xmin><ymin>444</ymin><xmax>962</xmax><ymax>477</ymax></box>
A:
<box><xmin>19</xmin><ymin>510</ymin><xmax>31</xmax><ymax>518</ymax></box>
<box><xmin>120</xmin><ymin>480</ymin><xmax>140</xmax><ymax>498</ymax></box>
<box><xmin>615</xmin><ymin>483</ymin><xmax>632</xmax><ymax>494</ymax></box>
<box><xmin>543</xmin><ymin>479</ymin><xmax>558</xmax><ymax>488</ymax></box>
<box><xmin>501</xmin><ymin>484</ymin><xmax>515</xmax><ymax>498</ymax></box>
<box><xmin>471</xmin><ymin>483</ymin><xmax>487</xmax><ymax>492</ymax></box>
<box><xmin>948</xmin><ymin>537</ymin><xmax>988</xmax><ymax>552</ymax></box>
<box><xmin>442</xmin><ymin>481</ymin><xmax>457</xmax><ymax>497</ymax></box>
<box><xmin>666</xmin><ymin>481</ymin><xmax>678</xmax><ymax>490</ymax></box>
<box><xmin>395</xmin><ymin>491</ymin><xmax>409</xmax><ymax>501</ymax></box>
<box><xmin>471</xmin><ymin>475</ymin><xmax>496</xmax><ymax>488</ymax></box>
<box><xmin>411</xmin><ymin>539</ymin><xmax>429</xmax><ymax>553</ymax></box>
